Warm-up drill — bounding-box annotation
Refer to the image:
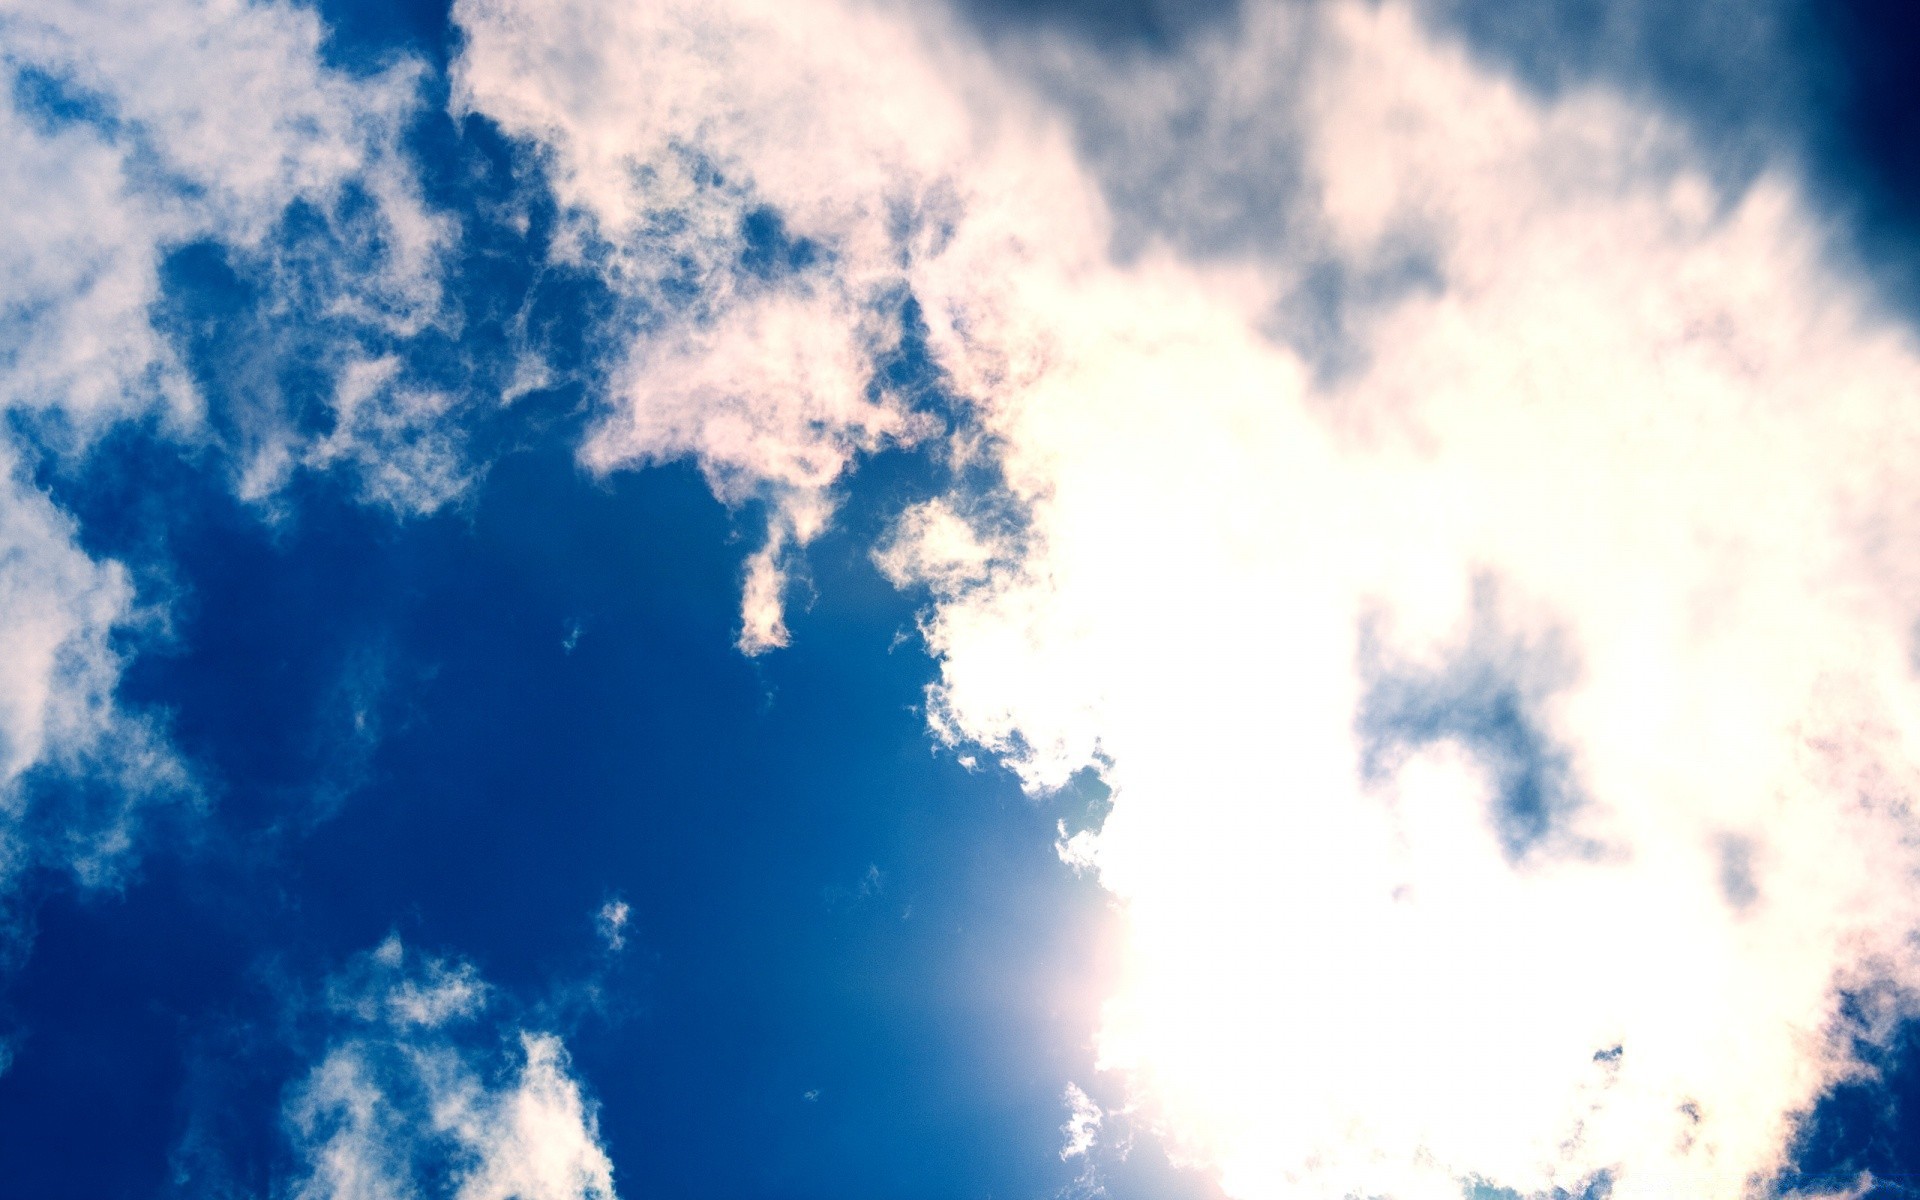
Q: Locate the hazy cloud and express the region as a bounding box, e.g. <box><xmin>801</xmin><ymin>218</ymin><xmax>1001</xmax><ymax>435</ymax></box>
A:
<box><xmin>594</xmin><ymin>900</ymin><xmax>629</xmax><ymax>952</ymax></box>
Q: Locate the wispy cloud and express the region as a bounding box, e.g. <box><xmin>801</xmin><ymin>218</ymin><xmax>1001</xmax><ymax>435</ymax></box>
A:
<box><xmin>284</xmin><ymin>936</ymin><xmax>618</xmax><ymax>1200</ymax></box>
<box><xmin>1060</xmin><ymin>1082</ymin><xmax>1101</xmax><ymax>1161</ymax></box>
<box><xmin>0</xmin><ymin>0</ymin><xmax>460</xmax><ymax>929</ymax></box>
<box><xmin>1</xmin><ymin>0</ymin><xmax>443</xmax><ymax>434</ymax></box>
<box><xmin>0</xmin><ymin>440</ymin><xmax>186</xmax><ymax>908</ymax></box>
<box><xmin>451</xmin><ymin>0</ymin><xmax>970</xmax><ymax>652</ymax></box>
<box><xmin>594</xmin><ymin>899</ymin><xmax>629</xmax><ymax>952</ymax></box>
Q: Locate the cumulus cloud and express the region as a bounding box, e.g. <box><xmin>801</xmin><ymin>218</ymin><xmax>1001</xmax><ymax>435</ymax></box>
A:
<box><xmin>284</xmin><ymin>935</ymin><xmax>618</xmax><ymax>1200</ymax></box>
<box><xmin>451</xmin><ymin>0</ymin><xmax>1920</xmax><ymax>1196</ymax></box>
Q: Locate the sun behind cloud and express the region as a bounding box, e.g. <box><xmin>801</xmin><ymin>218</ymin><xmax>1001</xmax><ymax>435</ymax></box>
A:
<box><xmin>454</xmin><ymin>0</ymin><xmax>1920</xmax><ymax>1195</ymax></box>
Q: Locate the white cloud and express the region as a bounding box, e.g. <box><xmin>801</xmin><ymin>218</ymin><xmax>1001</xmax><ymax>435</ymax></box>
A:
<box><xmin>898</xmin><ymin>8</ymin><xmax>1920</xmax><ymax>1199</ymax></box>
<box><xmin>1060</xmin><ymin>1082</ymin><xmax>1101</xmax><ymax>1161</ymax></box>
<box><xmin>453</xmin><ymin>0</ymin><xmax>1920</xmax><ymax>1196</ymax></box>
<box><xmin>594</xmin><ymin>900</ymin><xmax>629</xmax><ymax>952</ymax></box>
<box><xmin>285</xmin><ymin>937</ymin><xmax>618</xmax><ymax>1200</ymax></box>
<box><xmin>299</xmin><ymin>356</ymin><xmax>472</xmax><ymax>517</ymax></box>
<box><xmin>451</xmin><ymin>0</ymin><xmax>1003</xmax><ymax>651</ymax></box>
<box><xmin>0</xmin><ymin>0</ymin><xmax>444</xmax><ymax>433</ymax></box>
<box><xmin>0</xmin><ymin>0</ymin><xmax>458</xmax><ymax>917</ymax></box>
<box><xmin>0</xmin><ymin>440</ymin><xmax>186</xmax><ymax>897</ymax></box>
<box><xmin>325</xmin><ymin>934</ymin><xmax>493</xmax><ymax>1031</ymax></box>
<box><xmin>0</xmin><ymin>77</ymin><xmax>189</xmax><ymax>428</ymax></box>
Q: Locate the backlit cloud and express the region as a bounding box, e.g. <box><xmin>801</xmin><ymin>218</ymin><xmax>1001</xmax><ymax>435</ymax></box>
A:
<box><xmin>452</xmin><ymin>0</ymin><xmax>1920</xmax><ymax>1196</ymax></box>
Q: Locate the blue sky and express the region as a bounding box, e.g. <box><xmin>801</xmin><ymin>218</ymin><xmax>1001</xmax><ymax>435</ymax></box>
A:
<box><xmin>5</xmin><ymin>2</ymin><xmax>1920</xmax><ymax>1199</ymax></box>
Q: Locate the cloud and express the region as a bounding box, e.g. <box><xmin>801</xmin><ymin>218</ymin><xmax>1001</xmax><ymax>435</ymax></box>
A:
<box><xmin>301</xmin><ymin>356</ymin><xmax>473</xmax><ymax>517</ymax></box>
<box><xmin>451</xmin><ymin>0</ymin><xmax>985</xmax><ymax>651</ymax></box>
<box><xmin>284</xmin><ymin>936</ymin><xmax>618</xmax><ymax>1200</ymax></box>
<box><xmin>893</xmin><ymin>7</ymin><xmax>1920</xmax><ymax>1199</ymax></box>
<box><xmin>1060</xmin><ymin>1082</ymin><xmax>1102</xmax><ymax>1161</ymax></box>
<box><xmin>0</xmin><ymin>0</ymin><xmax>459</xmax><ymax>925</ymax></box>
<box><xmin>594</xmin><ymin>900</ymin><xmax>629</xmax><ymax>952</ymax></box>
<box><xmin>1</xmin><ymin>0</ymin><xmax>444</xmax><ymax>435</ymax></box>
<box><xmin>0</xmin><ymin>440</ymin><xmax>187</xmax><ymax>905</ymax></box>
<box><xmin>452</xmin><ymin>0</ymin><xmax>1920</xmax><ymax>1196</ymax></box>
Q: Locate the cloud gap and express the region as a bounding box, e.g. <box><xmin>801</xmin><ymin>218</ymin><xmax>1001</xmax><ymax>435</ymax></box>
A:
<box><xmin>1359</xmin><ymin>579</ymin><xmax>1592</xmax><ymax>863</ymax></box>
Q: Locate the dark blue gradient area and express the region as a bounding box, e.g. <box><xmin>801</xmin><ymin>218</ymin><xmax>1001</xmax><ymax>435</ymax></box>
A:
<box><xmin>0</xmin><ymin>421</ymin><xmax>1154</xmax><ymax>1197</ymax></box>
<box><xmin>1</xmin><ymin>3</ymin><xmax>1919</xmax><ymax>1200</ymax></box>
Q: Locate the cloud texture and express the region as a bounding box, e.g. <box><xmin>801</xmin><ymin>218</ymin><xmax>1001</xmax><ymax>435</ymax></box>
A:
<box><xmin>285</xmin><ymin>936</ymin><xmax>618</xmax><ymax>1200</ymax></box>
<box><xmin>451</xmin><ymin>0</ymin><xmax>1920</xmax><ymax>1196</ymax></box>
<box><xmin>0</xmin><ymin>0</ymin><xmax>450</xmax><ymax>907</ymax></box>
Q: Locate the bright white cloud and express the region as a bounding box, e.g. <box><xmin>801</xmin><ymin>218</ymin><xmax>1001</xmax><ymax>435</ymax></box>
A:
<box><xmin>285</xmin><ymin>937</ymin><xmax>618</xmax><ymax>1200</ymax></box>
<box><xmin>1060</xmin><ymin>1082</ymin><xmax>1102</xmax><ymax>1161</ymax></box>
<box><xmin>906</xmin><ymin>11</ymin><xmax>1920</xmax><ymax>1200</ymax></box>
<box><xmin>454</xmin><ymin>0</ymin><xmax>1920</xmax><ymax>1196</ymax></box>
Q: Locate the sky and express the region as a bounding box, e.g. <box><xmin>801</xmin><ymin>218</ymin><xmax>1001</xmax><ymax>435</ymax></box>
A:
<box><xmin>4</xmin><ymin>1</ymin><xmax>1920</xmax><ymax>1199</ymax></box>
